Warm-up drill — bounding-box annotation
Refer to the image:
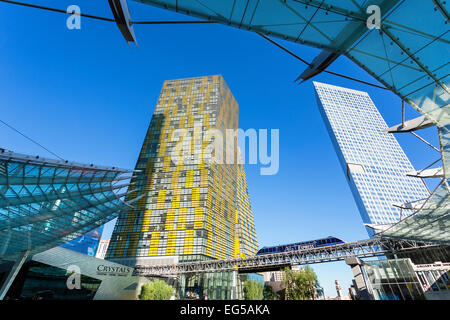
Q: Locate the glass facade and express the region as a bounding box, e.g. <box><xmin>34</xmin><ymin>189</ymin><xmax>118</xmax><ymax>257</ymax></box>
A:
<box><xmin>105</xmin><ymin>75</ymin><xmax>258</xmax><ymax>298</ymax></box>
<box><xmin>415</xmin><ymin>265</ymin><xmax>450</xmax><ymax>294</ymax></box>
<box><xmin>107</xmin><ymin>75</ymin><xmax>257</xmax><ymax>260</ymax></box>
<box><xmin>3</xmin><ymin>260</ymin><xmax>101</xmax><ymax>300</ymax></box>
<box><xmin>1</xmin><ymin>246</ymin><xmax>147</xmax><ymax>300</ymax></box>
<box><xmin>392</xmin><ymin>246</ymin><xmax>450</xmax><ymax>265</ymax></box>
<box><xmin>178</xmin><ymin>272</ymin><xmax>264</xmax><ymax>300</ymax></box>
<box><xmin>364</xmin><ymin>258</ymin><xmax>424</xmax><ymax>300</ymax></box>
<box><xmin>179</xmin><ymin>271</ymin><xmax>236</xmax><ymax>300</ymax></box>
<box><xmin>235</xmin><ymin>163</ymin><xmax>258</xmax><ymax>257</ymax></box>
<box><xmin>314</xmin><ymin>82</ymin><xmax>430</xmax><ymax>236</ymax></box>
<box><xmin>382</xmin><ymin>124</ymin><xmax>450</xmax><ymax>245</ymax></box>
<box><xmin>0</xmin><ymin>149</ymin><xmax>135</xmax><ymax>260</ymax></box>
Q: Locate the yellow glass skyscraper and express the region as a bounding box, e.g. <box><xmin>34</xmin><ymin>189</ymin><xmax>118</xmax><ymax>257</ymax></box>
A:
<box><xmin>106</xmin><ymin>75</ymin><xmax>258</xmax><ymax>299</ymax></box>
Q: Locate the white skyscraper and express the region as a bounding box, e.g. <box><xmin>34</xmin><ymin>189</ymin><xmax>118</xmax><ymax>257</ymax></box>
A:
<box><xmin>95</xmin><ymin>239</ymin><xmax>110</xmax><ymax>259</ymax></box>
<box><xmin>313</xmin><ymin>82</ymin><xmax>430</xmax><ymax>236</ymax></box>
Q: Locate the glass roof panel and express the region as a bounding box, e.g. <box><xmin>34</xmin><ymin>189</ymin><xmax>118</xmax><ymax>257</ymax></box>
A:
<box><xmin>0</xmin><ymin>150</ymin><xmax>135</xmax><ymax>260</ymax></box>
<box><xmin>381</xmin><ymin>123</ymin><xmax>450</xmax><ymax>245</ymax></box>
<box><xmin>135</xmin><ymin>0</ymin><xmax>449</xmax><ymax>126</ymax></box>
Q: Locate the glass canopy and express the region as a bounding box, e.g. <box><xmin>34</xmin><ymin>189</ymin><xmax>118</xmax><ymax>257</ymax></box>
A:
<box><xmin>0</xmin><ymin>149</ymin><xmax>138</xmax><ymax>260</ymax></box>
<box><xmin>135</xmin><ymin>0</ymin><xmax>449</xmax><ymax>127</ymax></box>
<box><xmin>380</xmin><ymin>124</ymin><xmax>450</xmax><ymax>245</ymax></box>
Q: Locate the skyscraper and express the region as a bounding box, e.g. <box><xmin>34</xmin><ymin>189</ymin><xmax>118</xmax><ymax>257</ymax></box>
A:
<box><xmin>106</xmin><ymin>75</ymin><xmax>257</xmax><ymax>299</ymax></box>
<box><xmin>313</xmin><ymin>82</ymin><xmax>430</xmax><ymax>236</ymax></box>
<box><xmin>235</xmin><ymin>162</ymin><xmax>258</xmax><ymax>257</ymax></box>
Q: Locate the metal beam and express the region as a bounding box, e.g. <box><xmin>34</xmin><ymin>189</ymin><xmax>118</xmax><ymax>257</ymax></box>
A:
<box><xmin>431</xmin><ymin>0</ymin><xmax>450</xmax><ymax>21</ymax></box>
<box><xmin>0</xmin><ymin>182</ymin><xmax>130</xmax><ymax>208</ymax></box>
<box><xmin>364</xmin><ymin>224</ymin><xmax>393</xmax><ymax>233</ymax></box>
<box><xmin>108</xmin><ymin>0</ymin><xmax>137</xmax><ymax>43</ymax></box>
<box><xmin>406</xmin><ymin>167</ymin><xmax>444</xmax><ymax>178</ymax></box>
<box><xmin>380</xmin><ymin>25</ymin><xmax>449</xmax><ymax>96</ymax></box>
<box><xmin>384</xmin><ymin>115</ymin><xmax>435</xmax><ymax>133</ymax></box>
<box><xmin>296</xmin><ymin>49</ymin><xmax>340</xmax><ymax>82</ymax></box>
<box><xmin>0</xmin><ymin>250</ymin><xmax>29</xmax><ymax>300</ymax></box>
<box><xmin>0</xmin><ymin>149</ymin><xmax>137</xmax><ymax>260</ymax></box>
<box><xmin>132</xmin><ymin>238</ymin><xmax>439</xmax><ymax>276</ymax></box>
<box><xmin>0</xmin><ymin>174</ymin><xmax>132</xmax><ymax>187</ymax></box>
<box><xmin>0</xmin><ymin>149</ymin><xmax>134</xmax><ymax>173</ymax></box>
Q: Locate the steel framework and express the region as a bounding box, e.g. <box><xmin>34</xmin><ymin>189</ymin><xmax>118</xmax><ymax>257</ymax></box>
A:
<box><xmin>0</xmin><ymin>148</ymin><xmax>139</xmax><ymax>260</ymax></box>
<box><xmin>133</xmin><ymin>238</ymin><xmax>439</xmax><ymax>276</ymax></box>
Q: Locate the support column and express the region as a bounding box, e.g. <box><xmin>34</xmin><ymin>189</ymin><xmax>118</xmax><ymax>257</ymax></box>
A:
<box><xmin>231</xmin><ymin>271</ymin><xmax>237</xmax><ymax>300</ymax></box>
<box><xmin>0</xmin><ymin>250</ymin><xmax>29</xmax><ymax>300</ymax></box>
<box><xmin>177</xmin><ymin>274</ymin><xmax>186</xmax><ymax>300</ymax></box>
<box><xmin>345</xmin><ymin>256</ymin><xmax>373</xmax><ymax>300</ymax></box>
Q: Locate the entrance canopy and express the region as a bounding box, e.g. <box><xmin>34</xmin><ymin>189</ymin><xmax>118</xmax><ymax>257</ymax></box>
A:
<box><xmin>0</xmin><ymin>149</ymin><xmax>138</xmax><ymax>260</ymax></box>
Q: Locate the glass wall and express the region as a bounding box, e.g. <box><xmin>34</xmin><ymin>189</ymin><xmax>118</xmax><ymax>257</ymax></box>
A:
<box><xmin>178</xmin><ymin>271</ymin><xmax>236</xmax><ymax>300</ymax></box>
<box><xmin>363</xmin><ymin>259</ymin><xmax>425</xmax><ymax>300</ymax></box>
<box><xmin>5</xmin><ymin>261</ymin><xmax>101</xmax><ymax>300</ymax></box>
<box><xmin>416</xmin><ymin>269</ymin><xmax>450</xmax><ymax>293</ymax></box>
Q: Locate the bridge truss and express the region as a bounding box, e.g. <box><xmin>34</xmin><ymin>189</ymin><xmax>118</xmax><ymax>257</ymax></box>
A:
<box><xmin>133</xmin><ymin>238</ymin><xmax>439</xmax><ymax>276</ymax></box>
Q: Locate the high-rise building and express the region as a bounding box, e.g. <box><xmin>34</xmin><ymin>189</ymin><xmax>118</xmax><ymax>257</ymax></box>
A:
<box><xmin>95</xmin><ymin>239</ymin><xmax>111</xmax><ymax>259</ymax></box>
<box><xmin>313</xmin><ymin>82</ymin><xmax>430</xmax><ymax>237</ymax></box>
<box><xmin>263</xmin><ymin>271</ymin><xmax>284</xmax><ymax>282</ymax></box>
<box><xmin>106</xmin><ymin>75</ymin><xmax>258</xmax><ymax>299</ymax></box>
<box><xmin>235</xmin><ymin>161</ymin><xmax>258</xmax><ymax>257</ymax></box>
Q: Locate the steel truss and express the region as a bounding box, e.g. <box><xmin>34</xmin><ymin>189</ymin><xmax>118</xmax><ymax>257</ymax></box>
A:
<box><xmin>133</xmin><ymin>238</ymin><xmax>438</xmax><ymax>276</ymax></box>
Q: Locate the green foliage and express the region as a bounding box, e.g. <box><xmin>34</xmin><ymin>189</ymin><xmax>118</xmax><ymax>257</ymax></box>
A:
<box><xmin>243</xmin><ymin>279</ymin><xmax>264</xmax><ymax>300</ymax></box>
<box><xmin>263</xmin><ymin>285</ymin><xmax>278</xmax><ymax>300</ymax></box>
<box><xmin>138</xmin><ymin>280</ymin><xmax>174</xmax><ymax>300</ymax></box>
<box><xmin>316</xmin><ymin>285</ymin><xmax>324</xmax><ymax>299</ymax></box>
<box><xmin>282</xmin><ymin>266</ymin><xmax>318</xmax><ymax>300</ymax></box>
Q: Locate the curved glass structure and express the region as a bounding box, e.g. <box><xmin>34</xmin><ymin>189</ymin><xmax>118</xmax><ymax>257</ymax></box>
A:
<box><xmin>135</xmin><ymin>0</ymin><xmax>449</xmax><ymax>127</ymax></box>
<box><xmin>0</xmin><ymin>149</ymin><xmax>138</xmax><ymax>260</ymax></box>
<box><xmin>381</xmin><ymin>124</ymin><xmax>450</xmax><ymax>245</ymax></box>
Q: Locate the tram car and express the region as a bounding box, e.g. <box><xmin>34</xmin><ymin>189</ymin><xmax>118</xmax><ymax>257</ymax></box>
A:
<box><xmin>256</xmin><ymin>236</ymin><xmax>345</xmax><ymax>255</ymax></box>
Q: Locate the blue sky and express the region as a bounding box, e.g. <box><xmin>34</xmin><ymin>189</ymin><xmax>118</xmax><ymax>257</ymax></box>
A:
<box><xmin>0</xmin><ymin>0</ymin><xmax>440</xmax><ymax>297</ymax></box>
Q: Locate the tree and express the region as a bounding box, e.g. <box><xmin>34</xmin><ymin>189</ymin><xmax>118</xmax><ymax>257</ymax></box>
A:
<box><xmin>315</xmin><ymin>284</ymin><xmax>324</xmax><ymax>300</ymax></box>
<box><xmin>139</xmin><ymin>280</ymin><xmax>174</xmax><ymax>300</ymax></box>
<box><xmin>243</xmin><ymin>279</ymin><xmax>264</xmax><ymax>300</ymax></box>
<box><xmin>282</xmin><ymin>266</ymin><xmax>318</xmax><ymax>300</ymax></box>
<box><xmin>263</xmin><ymin>285</ymin><xmax>278</xmax><ymax>300</ymax></box>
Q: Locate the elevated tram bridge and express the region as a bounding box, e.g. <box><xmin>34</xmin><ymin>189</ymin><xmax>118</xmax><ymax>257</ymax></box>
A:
<box><xmin>133</xmin><ymin>238</ymin><xmax>439</xmax><ymax>276</ymax></box>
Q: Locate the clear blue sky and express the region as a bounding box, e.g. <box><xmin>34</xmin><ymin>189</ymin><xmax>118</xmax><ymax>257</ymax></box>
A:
<box><xmin>0</xmin><ymin>0</ymin><xmax>440</xmax><ymax>297</ymax></box>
